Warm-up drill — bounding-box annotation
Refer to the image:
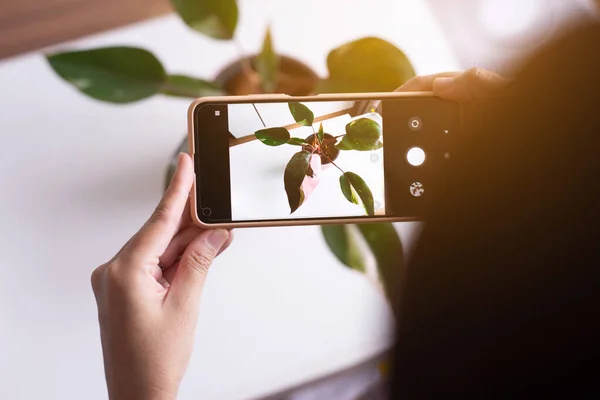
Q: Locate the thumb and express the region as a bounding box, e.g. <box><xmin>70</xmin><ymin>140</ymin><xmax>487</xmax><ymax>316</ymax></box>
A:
<box><xmin>166</xmin><ymin>229</ymin><xmax>230</xmax><ymax>309</ymax></box>
<box><xmin>433</xmin><ymin>67</ymin><xmax>508</xmax><ymax>102</ymax></box>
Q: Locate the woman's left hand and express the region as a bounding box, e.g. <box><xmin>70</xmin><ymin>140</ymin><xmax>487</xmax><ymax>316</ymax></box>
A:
<box><xmin>91</xmin><ymin>153</ymin><xmax>233</xmax><ymax>400</ymax></box>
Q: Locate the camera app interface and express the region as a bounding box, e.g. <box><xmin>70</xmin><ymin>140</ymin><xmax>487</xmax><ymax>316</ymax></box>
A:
<box><xmin>194</xmin><ymin>98</ymin><xmax>460</xmax><ymax>223</ymax></box>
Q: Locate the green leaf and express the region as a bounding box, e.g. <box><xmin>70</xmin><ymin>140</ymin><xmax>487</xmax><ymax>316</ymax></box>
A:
<box><xmin>356</xmin><ymin>223</ymin><xmax>404</xmax><ymax>303</ymax></box>
<box><xmin>340</xmin><ymin>175</ymin><xmax>360</xmax><ymax>206</ymax></box>
<box><xmin>288</xmin><ymin>102</ymin><xmax>314</xmax><ymax>127</ymax></box>
<box><xmin>339</xmin><ymin>172</ymin><xmax>375</xmax><ymax>216</ymax></box>
<box><xmin>317</xmin><ymin>122</ymin><xmax>325</xmax><ymax>143</ymax></box>
<box><xmin>47</xmin><ymin>47</ymin><xmax>166</xmax><ymax>103</ymax></box>
<box><xmin>321</xmin><ymin>225</ymin><xmax>366</xmax><ymax>273</ymax></box>
<box><xmin>336</xmin><ymin>139</ymin><xmax>354</xmax><ymax>151</ymax></box>
<box><xmin>171</xmin><ymin>0</ymin><xmax>238</xmax><ymax>40</ymax></box>
<box><xmin>337</xmin><ymin>118</ymin><xmax>382</xmax><ymax>151</ymax></box>
<box><xmin>255</xmin><ymin>27</ymin><xmax>280</xmax><ymax>93</ymax></box>
<box><xmin>318</xmin><ymin>37</ymin><xmax>416</xmax><ymax>93</ymax></box>
<box><xmin>161</xmin><ymin>74</ymin><xmax>224</xmax><ymax>98</ymax></box>
<box><xmin>255</xmin><ymin>127</ymin><xmax>291</xmax><ymax>146</ymax></box>
<box><xmin>321</xmin><ymin>223</ymin><xmax>404</xmax><ymax>304</ymax></box>
<box><xmin>284</xmin><ymin>151</ymin><xmax>312</xmax><ymax>213</ymax></box>
<box><xmin>288</xmin><ymin>137</ymin><xmax>309</xmax><ymax>146</ymax></box>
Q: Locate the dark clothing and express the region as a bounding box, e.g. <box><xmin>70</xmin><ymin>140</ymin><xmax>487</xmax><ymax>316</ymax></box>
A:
<box><xmin>392</xmin><ymin>23</ymin><xmax>600</xmax><ymax>398</ymax></box>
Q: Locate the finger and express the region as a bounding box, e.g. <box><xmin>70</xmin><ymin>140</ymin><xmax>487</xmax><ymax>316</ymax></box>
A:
<box><xmin>165</xmin><ymin>229</ymin><xmax>231</xmax><ymax>310</ymax></box>
<box><xmin>162</xmin><ymin>234</ymin><xmax>234</xmax><ymax>286</ymax></box>
<box><xmin>148</xmin><ymin>263</ymin><xmax>171</xmax><ymax>290</ymax></box>
<box><xmin>219</xmin><ymin>230</ymin><xmax>235</xmax><ymax>256</ymax></box>
<box><xmin>433</xmin><ymin>67</ymin><xmax>509</xmax><ymax>102</ymax></box>
<box><xmin>162</xmin><ymin>259</ymin><xmax>180</xmax><ymax>284</ymax></box>
<box><xmin>179</xmin><ymin>200</ymin><xmax>193</xmax><ymax>229</ymax></box>
<box><xmin>160</xmin><ymin>227</ymin><xmax>235</xmax><ymax>269</ymax></box>
<box><xmin>396</xmin><ymin>72</ymin><xmax>462</xmax><ymax>92</ymax></box>
<box><xmin>160</xmin><ymin>225</ymin><xmax>206</xmax><ymax>268</ymax></box>
<box><xmin>131</xmin><ymin>153</ymin><xmax>194</xmax><ymax>256</ymax></box>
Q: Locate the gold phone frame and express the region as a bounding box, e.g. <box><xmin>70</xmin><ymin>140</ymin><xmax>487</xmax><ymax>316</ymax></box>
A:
<box><xmin>188</xmin><ymin>92</ymin><xmax>458</xmax><ymax>229</ymax></box>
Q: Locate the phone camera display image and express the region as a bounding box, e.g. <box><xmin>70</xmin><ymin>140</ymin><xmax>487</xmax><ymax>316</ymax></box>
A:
<box><xmin>228</xmin><ymin>101</ymin><xmax>384</xmax><ymax>221</ymax></box>
<box><xmin>193</xmin><ymin>95</ymin><xmax>461</xmax><ymax>226</ymax></box>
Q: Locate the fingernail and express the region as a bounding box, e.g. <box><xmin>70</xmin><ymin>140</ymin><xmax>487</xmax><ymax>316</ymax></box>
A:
<box><xmin>206</xmin><ymin>229</ymin><xmax>229</xmax><ymax>251</ymax></box>
<box><xmin>158</xmin><ymin>275</ymin><xmax>171</xmax><ymax>289</ymax></box>
<box><xmin>175</xmin><ymin>152</ymin><xmax>186</xmax><ymax>171</ymax></box>
<box><xmin>433</xmin><ymin>77</ymin><xmax>455</xmax><ymax>93</ymax></box>
<box><xmin>167</xmin><ymin>153</ymin><xmax>186</xmax><ymax>188</ymax></box>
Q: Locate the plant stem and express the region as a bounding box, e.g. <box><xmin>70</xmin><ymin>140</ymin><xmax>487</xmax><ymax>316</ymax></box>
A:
<box><xmin>252</xmin><ymin>103</ymin><xmax>267</xmax><ymax>128</ymax></box>
<box><xmin>321</xmin><ymin>153</ymin><xmax>346</xmax><ymax>175</ymax></box>
<box><xmin>234</xmin><ymin>39</ymin><xmax>254</xmax><ymax>75</ymax></box>
<box><xmin>234</xmin><ymin>38</ymin><xmax>264</xmax><ymax>92</ymax></box>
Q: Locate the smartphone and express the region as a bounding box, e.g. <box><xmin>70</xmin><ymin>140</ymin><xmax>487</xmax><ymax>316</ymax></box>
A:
<box><xmin>188</xmin><ymin>93</ymin><xmax>462</xmax><ymax>229</ymax></box>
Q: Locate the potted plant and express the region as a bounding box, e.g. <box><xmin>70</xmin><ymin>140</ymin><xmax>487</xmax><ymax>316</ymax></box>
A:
<box><xmin>45</xmin><ymin>0</ymin><xmax>413</xmax><ymax>306</ymax></box>
<box><xmin>253</xmin><ymin>102</ymin><xmax>383</xmax><ymax>216</ymax></box>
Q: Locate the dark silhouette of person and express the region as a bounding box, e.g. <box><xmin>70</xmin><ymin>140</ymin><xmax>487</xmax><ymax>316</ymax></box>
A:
<box><xmin>391</xmin><ymin>21</ymin><xmax>600</xmax><ymax>398</ymax></box>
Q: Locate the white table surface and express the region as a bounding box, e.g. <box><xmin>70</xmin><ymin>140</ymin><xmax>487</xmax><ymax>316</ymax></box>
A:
<box><xmin>0</xmin><ymin>1</ymin><xmax>459</xmax><ymax>399</ymax></box>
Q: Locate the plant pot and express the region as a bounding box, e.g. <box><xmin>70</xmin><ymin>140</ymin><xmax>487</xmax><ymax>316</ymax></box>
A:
<box><xmin>302</xmin><ymin>133</ymin><xmax>340</xmax><ymax>165</ymax></box>
<box><xmin>214</xmin><ymin>55</ymin><xmax>319</xmax><ymax>96</ymax></box>
<box><xmin>167</xmin><ymin>55</ymin><xmax>320</xmax><ymax>189</ymax></box>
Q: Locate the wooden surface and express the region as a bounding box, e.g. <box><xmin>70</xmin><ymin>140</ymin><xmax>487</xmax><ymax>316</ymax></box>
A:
<box><xmin>0</xmin><ymin>0</ymin><xmax>172</xmax><ymax>60</ymax></box>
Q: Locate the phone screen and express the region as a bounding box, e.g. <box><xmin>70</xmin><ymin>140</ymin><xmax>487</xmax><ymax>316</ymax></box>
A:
<box><xmin>193</xmin><ymin>96</ymin><xmax>460</xmax><ymax>224</ymax></box>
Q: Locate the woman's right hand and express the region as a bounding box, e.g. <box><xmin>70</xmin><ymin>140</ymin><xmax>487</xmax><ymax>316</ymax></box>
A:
<box><xmin>396</xmin><ymin>67</ymin><xmax>508</xmax><ymax>101</ymax></box>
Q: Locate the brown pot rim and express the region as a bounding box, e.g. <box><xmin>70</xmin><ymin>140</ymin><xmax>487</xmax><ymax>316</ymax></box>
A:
<box><xmin>302</xmin><ymin>133</ymin><xmax>340</xmax><ymax>165</ymax></box>
<box><xmin>214</xmin><ymin>54</ymin><xmax>320</xmax><ymax>92</ymax></box>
